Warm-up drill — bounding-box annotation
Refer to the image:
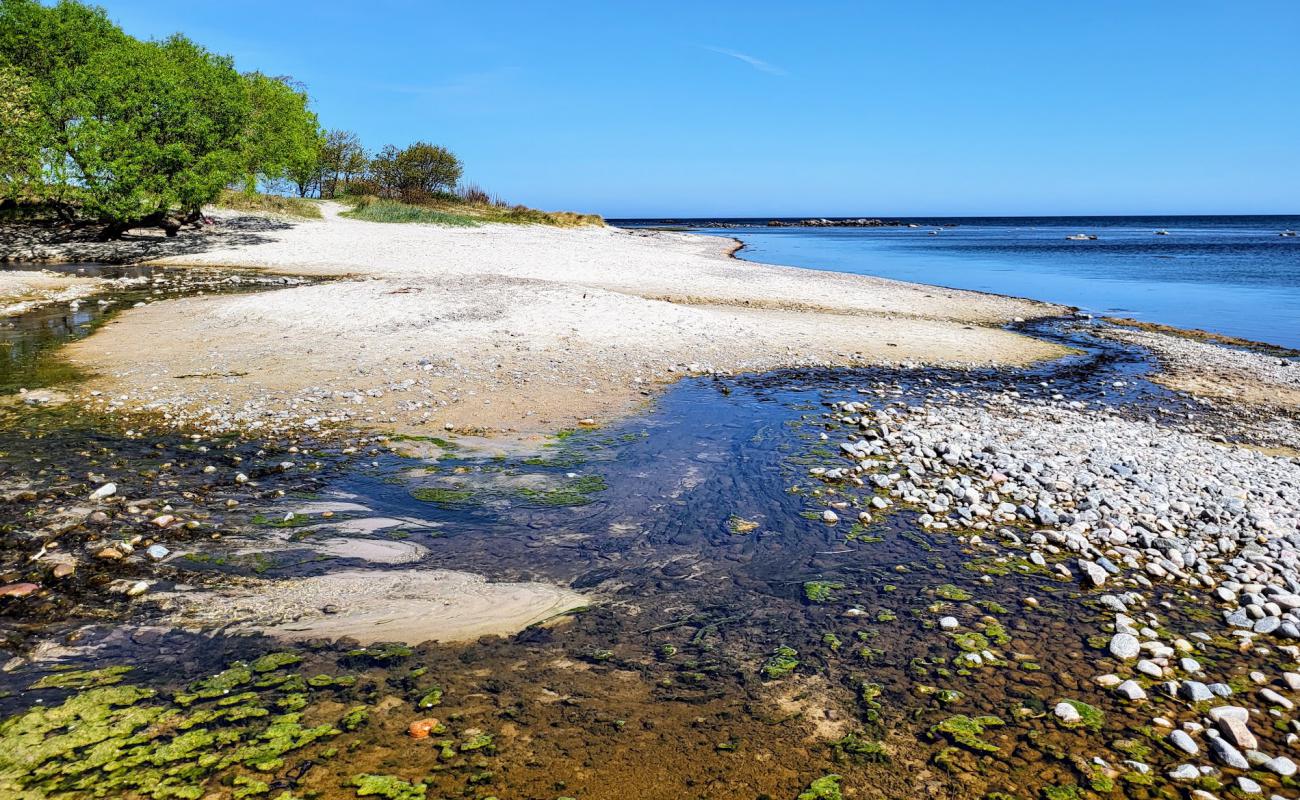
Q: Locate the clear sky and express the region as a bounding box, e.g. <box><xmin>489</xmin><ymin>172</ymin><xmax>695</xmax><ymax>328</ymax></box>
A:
<box><xmin>98</xmin><ymin>1</ymin><xmax>1298</xmax><ymax>217</ymax></box>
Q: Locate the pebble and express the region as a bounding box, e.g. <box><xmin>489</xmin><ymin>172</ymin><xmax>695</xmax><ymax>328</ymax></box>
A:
<box><xmin>1209</xmin><ymin>732</ymin><xmax>1251</xmax><ymax>768</ymax></box>
<box><xmin>1109</xmin><ymin>633</ymin><xmax>1140</xmax><ymax>660</ymax></box>
<box><xmin>1168</xmin><ymin>729</ymin><xmax>1199</xmax><ymax>755</ymax></box>
<box><xmin>1053</xmin><ymin>701</ymin><xmax>1082</xmax><ymax>724</ymax></box>
<box><xmin>89</xmin><ymin>482</ymin><xmax>117</xmax><ymax>500</ymax></box>
<box><xmin>1115</xmin><ymin>679</ymin><xmax>1146</xmax><ymax>700</ymax></box>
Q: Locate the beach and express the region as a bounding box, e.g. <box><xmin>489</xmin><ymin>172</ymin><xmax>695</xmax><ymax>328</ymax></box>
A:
<box><xmin>57</xmin><ymin>203</ymin><xmax>1065</xmax><ymax>438</ymax></box>
<box><xmin>3</xmin><ymin>207</ymin><xmax>1300</xmax><ymax>800</ymax></box>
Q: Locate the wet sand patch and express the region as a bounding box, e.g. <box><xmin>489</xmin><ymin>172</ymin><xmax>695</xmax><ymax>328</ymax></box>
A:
<box><xmin>159</xmin><ymin>569</ymin><xmax>587</xmax><ymax>644</ymax></box>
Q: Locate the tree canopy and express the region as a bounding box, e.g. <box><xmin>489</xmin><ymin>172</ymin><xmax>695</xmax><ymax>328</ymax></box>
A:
<box><xmin>0</xmin><ymin>0</ymin><xmax>469</xmax><ymax>235</ymax></box>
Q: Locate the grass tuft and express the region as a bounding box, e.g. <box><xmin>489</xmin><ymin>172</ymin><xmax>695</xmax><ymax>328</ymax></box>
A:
<box><xmin>341</xmin><ymin>195</ymin><xmax>602</xmax><ymax>228</ymax></box>
<box><xmin>215</xmin><ymin>190</ymin><xmax>322</xmax><ymax>219</ymax></box>
<box><xmin>342</xmin><ymin>197</ymin><xmax>478</xmax><ymax>227</ymax></box>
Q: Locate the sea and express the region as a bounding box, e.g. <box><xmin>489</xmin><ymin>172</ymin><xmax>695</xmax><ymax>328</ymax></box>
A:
<box><xmin>610</xmin><ymin>215</ymin><xmax>1300</xmax><ymax>350</ymax></box>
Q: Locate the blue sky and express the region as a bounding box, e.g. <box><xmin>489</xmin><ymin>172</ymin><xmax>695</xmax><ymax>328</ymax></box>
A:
<box><xmin>100</xmin><ymin>1</ymin><xmax>1298</xmax><ymax>217</ymax></box>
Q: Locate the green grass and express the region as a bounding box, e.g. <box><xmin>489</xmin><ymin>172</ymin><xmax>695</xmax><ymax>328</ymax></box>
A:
<box><xmin>215</xmin><ymin>189</ymin><xmax>321</xmax><ymax>219</ymax></box>
<box><xmin>342</xmin><ymin>198</ymin><xmax>479</xmax><ymax>226</ymax></box>
<box><xmin>340</xmin><ymin>195</ymin><xmax>603</xmax><ymax>228</ymax></box>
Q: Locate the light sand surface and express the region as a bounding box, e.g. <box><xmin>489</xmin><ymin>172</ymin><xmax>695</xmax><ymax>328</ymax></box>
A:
<box><xmin>67</xmin><ymin>203</ymin><xmax>1068</xmax><ymax>438</ymax></box>
<box><xmin>160</xmin><ymin>569</ymin><xmax>587</xmax><ymax>644</ymax></box>
<box><xmin>0</xmin><ymin>270</ymin><xmax>100</xmax><ymax>316</ymax></box>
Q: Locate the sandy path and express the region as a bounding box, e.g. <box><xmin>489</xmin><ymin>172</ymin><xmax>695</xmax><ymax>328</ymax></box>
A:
<box><xmin>66</xmin><ymin>203</ymin><xmax>1067</xmax><ymax>438</ymax></box>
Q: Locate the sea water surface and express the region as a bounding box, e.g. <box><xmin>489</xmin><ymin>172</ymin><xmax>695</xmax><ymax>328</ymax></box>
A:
<box><xmin>612</xmin><ymin>215</ymin><xmax>1300</xmax><ymax>349</ymax></box>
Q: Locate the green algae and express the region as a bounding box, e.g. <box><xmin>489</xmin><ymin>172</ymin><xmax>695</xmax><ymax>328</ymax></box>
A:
<box><xmin>351</xmin><ymin>774</ymin><xmax>428</xmax><ymax>800</ymax></box>
<box><xmin>460</xmin><ymin>732</ymin><xmax>495</xmax><ymax>752</ymax></box>
<box><xmin>409</xmin><ymin>487</ymin><xmax>475</xmax><ymax>505</ymax></box>
<box><xmin>517</xmin><ymin>474</ymin><xmax>608</xmax><ymax>506</ymax></box>
<box><xmin>28</xmin><ymin>665</ymin><xmax>133</xmax><ymax>690</ymax></box>
<box><xmin>822</xmin><ymin>632</ymin><xmax>842</xmax><ymax>651</ymax></box>
<box><xmin>1055</xmin><ymin>699</ymin><xmax>1104</xmax><ymax>732</ymax></box>
<box><xmin>346</xmin><ymin>643</ymin><xmax>413</xmax><ymax>662</ymax></box>
<box><xmin>935</xmin><ymin>584</ymin><xmax>972</xmax><ymax>601</ymax></box>
<box><xmin>233</xmin><ymin>775</ymin><xmax>271</xmax><ymax>798</ymax></box>
<box><xmin>796</xmin><ymin>774</ymin><xmax>844</xmax><ymax>800</ymax></box>
<box><xmin>727</xmin><ymin>515</ymin><xmax>760</xmax><ymax>534</ymax></box>
<box><xmin>762</xmin><ymin>646</ymin><xmax>800</xmax><ymax>679</ymax></box>
<box><xmin>831</xmin><ymin>733</ymin><xmax>887</xmax><ymax>763</ymax></box>
<box><xmin>803</xmin><ymin>581</ymin><xmax>843</xmax><ymax>603</ymax></box>
<box><xmin>930</xmin><ymin>715</ymin><xmax>1006</xmax><ymax>752</ymax></box>
<box><xmin>951</xmin><ymin>632</ymin><xmax>990</xmax><ymax>653</ymax></box>
<box><xmin>417</xmin><ymin>687</ymin><xmax>443</xmax><ymax>709</ymax></box>
<box><xmin>250</xmin><ymin>652</ymin><xmax>301</xmax><ymax>673</ymax></box>
<box><xmin>0</xmin><ymin>656</ymin><xmax>348</xmax><ymax>800</ymax></box>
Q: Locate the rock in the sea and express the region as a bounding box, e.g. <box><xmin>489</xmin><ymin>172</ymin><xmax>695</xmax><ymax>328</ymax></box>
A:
<box><xmin>1079</xmin><ymin>559</ymin><xmax>1108</xmax><ymax>587</ymax></box>
<box><xmin>0</xmin><ymin>582</ymin><xmax>39</xmax><ymax>598</ymax></box>
<box><xmin>1264</xmin><ymin>756</ymin><xmax>1297</xmax><ymax>776</ymax></box>
<box><xmin>1053</xmin><ymin>701</ymin><xmax>1082</xmax><ymax>724</ymax></box>
<box><xmin>146</xmin><ymin>544</ymin><xmax>170</xmax><ymax>561</ymax></box>
<box><xmin>1109</xmin><ymin>632</ymin><xmax>1140</xmax><ymax>660</ymax></box>
<box><xmin>1168</xmin><ymin>729</ymin><xmax>1198</xmax><ymax>755</ymax></box>
<box><xmin>1115</xmin><ymin>679</ymin><xmax>1147</xmax><ymax>700</ymax></box>
<box><xmin>821</xmin><ymin>510</ymin><xmax>839</xmax><ymax>524</ymax></box>
<box><xmin>1209</xmin><ymin>731</ymin><xmax>1252</xmax><ymax>768</ymax></box>
<box><xmin>89</xmin><ymin>482</ymin><xmax>117</xmax><ymax>500</ymax></box>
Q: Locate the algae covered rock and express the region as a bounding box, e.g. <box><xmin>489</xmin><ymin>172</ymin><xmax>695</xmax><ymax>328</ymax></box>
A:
<box><xmin>351</xmin><ymin>773</ymin><xmax>428</xmax><ymax>800</ymax></box>
<box><xmin>796</xmin><ymin>774</ymin><xmax>844</xmax><ymax>800</ymax></box>
<box><xmin>761</xmin><ymin>646</ymin><xmax>800</xmax><ymax>679</ymax></box>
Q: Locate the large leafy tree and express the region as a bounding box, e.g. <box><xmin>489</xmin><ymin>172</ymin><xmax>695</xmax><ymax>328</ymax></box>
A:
<box><xmin>240</xmin><ymin>72</ymin><xmax>320</xmax><ymax>194</ymax></box>
<box><xmin>0</xmin><ymin>0</ymin><xmax>326</xmax><ymax>235</ymax></box>
<box><xmin>58</xmin><ymin>34</ymin><xmax>248</xmax><ymax>236</ymax></box>
<box><xmin>0</xmin><ymin>65</ymin><xmax>41</xmax><ymax>197</ymax></box>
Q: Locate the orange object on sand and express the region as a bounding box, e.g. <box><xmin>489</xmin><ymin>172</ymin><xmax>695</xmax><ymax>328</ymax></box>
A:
<box><xmin>408</xmin><ymin>718</ymin><xmax>439</xmax><ymax>739</ymax></box>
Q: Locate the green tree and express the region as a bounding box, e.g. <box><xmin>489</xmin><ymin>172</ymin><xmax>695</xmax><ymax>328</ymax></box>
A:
<box><xmin>370</xmin><ymin>141</ymin><xmax>462</xmax><ymax>202</ymax></box>
<box><xmin>318</xmin><ymin>128</ymin><xmax>367</xmax><ymax>198</ymax></box>
<box><xmin>0</xmin><ymin>0</ymin><xmax>128</xmax><ymax>209</ymax></box>
<box><xmin>0</xmin><ymin>65</ymin><xmax>41</xmax><ymax>197</ymax></box>
<box><xmin>239</xmin><ymin>71</ymin><xmax>320</xmax><ymax>194</ymax></box>
<box><xmin>58</xmin><ymin>34</ymin><xmax>249</xmax><ymax>236</ymax></box>
<box><xmin>285</xmin><ymin>126</ymin><xmax>326</xmax><ymax>197</ymax></box>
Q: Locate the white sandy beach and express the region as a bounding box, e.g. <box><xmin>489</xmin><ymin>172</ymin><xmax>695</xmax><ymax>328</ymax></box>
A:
<box><xmin>65</xmin><ymin>203</ymin><xmax>1066</xmax><ymax>438</ymax></box>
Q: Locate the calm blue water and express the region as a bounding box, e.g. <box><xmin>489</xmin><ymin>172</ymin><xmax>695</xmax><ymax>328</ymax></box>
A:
<box><xmin>611</xmin><ymin>216</ymin><xmax>1300</xmax><ymax>349</ymax></box>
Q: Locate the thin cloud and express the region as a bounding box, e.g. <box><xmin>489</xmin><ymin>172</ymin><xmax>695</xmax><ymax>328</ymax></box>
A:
<box><xmin>702</xmin><ymin>46</ymin><xmax>787</xmax><ymax>76</ymax></box>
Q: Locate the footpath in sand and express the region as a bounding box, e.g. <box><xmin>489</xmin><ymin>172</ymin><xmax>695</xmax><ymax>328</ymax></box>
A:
<box><xmin>66</xmin><ymin>203</ymin><xmax>1066</xmax><ymax>438</ymax></box>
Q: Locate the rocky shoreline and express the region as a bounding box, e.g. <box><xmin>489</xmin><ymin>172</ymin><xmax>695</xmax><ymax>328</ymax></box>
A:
<box><xmin>1</xmin><ymin>210</ymin><xmax>1299</xmax><ymax>799</ymax></box>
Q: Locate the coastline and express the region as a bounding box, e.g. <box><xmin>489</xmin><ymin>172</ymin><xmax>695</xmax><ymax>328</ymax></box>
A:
<box><xmin>54</xmin><ymin>203</ymin><xmax>1069</xmax><ymax>441</ymax></box>
<box><xmin>3</xmin><ymin>205</ymin><xmax>1300</xmax><ymax>800</ymax></box>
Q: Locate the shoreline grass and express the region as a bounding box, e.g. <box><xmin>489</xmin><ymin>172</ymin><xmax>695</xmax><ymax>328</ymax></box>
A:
<box><xmin>213</xmin><ymin>190</ymin><xmax>322</xmax><ymax>219</ymax></box>
<box><xmin>340</xmin><ymin>195</ymin><xmax>602</xmax><ymax>228</ymax></box>
<box><xmin>341</xmin><ymin>198</ymin><xmax>479</xmax><ymax>226</ymax></box>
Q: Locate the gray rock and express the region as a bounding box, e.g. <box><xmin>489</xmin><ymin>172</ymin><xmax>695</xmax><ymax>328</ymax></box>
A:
<box><xmin>1115</xmin><ymin>679</ymin><xmax>1147</xmax><ymax>700</ymax></box>
<box><xmin>1109</xmin><ymin>632</ymin><xmax>1140</xmax><ymax>660</ymax></box>
<box><xmin>1179</xmin><ymin>681</ymin><xmax>1214</xmax><ymax>702</ymax></box>
<box><xmin>1168</xmin><ymin>729</ymin><xmax>1199</xmax><ymax>755</ymax></box>
<box><xmin>1053</xmin><ymin>701</ymin><xmax>1082</xmax><ymax>724</ymax></box>
<box><xmin>1209</xmin><ymin>735</ymin><xmax>1250</xmax><ymax>769</ymax></box>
